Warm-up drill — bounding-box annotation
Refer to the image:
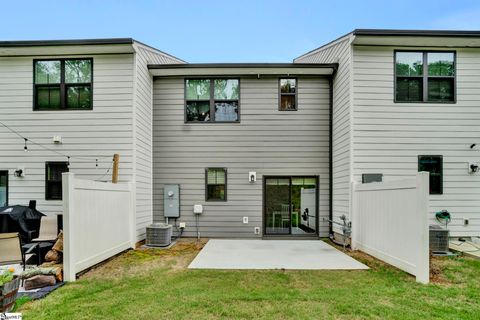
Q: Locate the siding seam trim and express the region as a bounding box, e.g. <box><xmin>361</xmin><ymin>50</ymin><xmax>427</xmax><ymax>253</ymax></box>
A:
<box><xmin>132</xmin><ymin>50</ymin><xmax>139</xmax><ymax>238</ymax></box>
<box><xmin>348</xmin><ymin>36</ymin><xmax>355</xmax><ymax>222</ymax></box>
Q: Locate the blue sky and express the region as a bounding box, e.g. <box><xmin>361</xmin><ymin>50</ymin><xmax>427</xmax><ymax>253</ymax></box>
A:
<box><xmin>1</xmin><ymin>0</ymin><xmax>480</xmax><ymax>62</ymax></box>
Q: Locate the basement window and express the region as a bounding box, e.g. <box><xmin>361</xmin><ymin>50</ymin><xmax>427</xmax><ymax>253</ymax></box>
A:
<box><xmin>395</xmin><ymin>51</ymin><xmax>455</xmax><ymax>103</ymax></box>
<box><xmin>185</xmin><ymin>79</ymin><xmax>239</xmax><ymax>122</ymax></box>
<box><xmin>45</xmin><ymin>162</ymin><xmax>69</xmax><ymax>200</ymax></box>
<box><xmin>279</xmin><ymin>78</ymin><xmax>297</xmax><ymax>111</ymax></box>
<box><xmin>418</xmin><ymin>155</ymin><xmax>443</xmax><ymax>195</ymax></box>
<box><xmin>206</xmin><ymin>168</ymin><xmax>227</xmax><ymax>201</ymax></box>
<box><xmin>34</xmin><ymin>59</ymin><xmax>93</xmax><ymax>110</ymax></box>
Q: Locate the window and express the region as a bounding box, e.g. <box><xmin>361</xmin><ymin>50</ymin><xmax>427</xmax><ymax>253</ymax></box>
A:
<box><xmin>34</xmin><ymin>59</ymin><xmax>93</xmax><ymax>110</ymax></box>
<box><xmin>279</xmin><ymin>78</ymin><xmax>297</xmax><ymax>110</ymax></box>
<box><xmin>395</xmin><ymin>52</ymin><xmax>455</xmax><ymax>103</ymax></box>
<box><xmin>206</xmin><ymin>168</ymin><xmax>227</xmax><ymax>201</ymax></box>
<box><xmin>185</xmin><ymin>79</ymin><xmax>239</xmax><ymax>122</ymax></box>
<box><xmin>45</xmin><ymin>162</ymin><xmax>69</xmax><ymax>200</ymax></box>
<box><xmin>418</xmin><ymin>155</ymin><xmax>443</xmax><ymax>195</ymax></box>
<box><xmin>0</xmin><ymin>171</ymin><xmax>8</xmax><ymax>207</ymax></box>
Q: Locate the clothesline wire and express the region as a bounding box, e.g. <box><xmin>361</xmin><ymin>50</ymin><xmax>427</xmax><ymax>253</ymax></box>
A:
<box><xmin>94</xmin><ymin>161</ymin><xmax>114</xmax><ymax>182</ymax></box>
<box><xmin>0</xmin><ymin>120</ymin><xmax>113</xmax><ymax>162</ymax></box>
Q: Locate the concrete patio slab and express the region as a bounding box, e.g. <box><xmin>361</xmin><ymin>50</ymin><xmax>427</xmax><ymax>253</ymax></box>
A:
<box><xmin>188</xmin><ymin>239</ymin><xmax>369</xmax><ymax>270</ymax></box>
<box><xmin>450</xmin><ymin>240</ymin><xmax>480</xmax><ymax>259</ymax></box>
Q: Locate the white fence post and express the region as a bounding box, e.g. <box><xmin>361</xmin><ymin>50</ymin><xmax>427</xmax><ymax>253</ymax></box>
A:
<box><xmin>350</xmin><ymin>181</ymin><xmax>358</xmax><ymax>250</ymax></box>
<box><xmin>416</xmin><ymin>172</ymin><xmax>430</xmax><ymax>284</ymax></box>
<box><xmin>129</xmin><ymin>182</ymin><xmax>136</xmax><ymax>249</ymax></box>
<box><xmin>62</xmin><ymin>172</ymin><xmax>76</xmax><ymax>282</ymax></box>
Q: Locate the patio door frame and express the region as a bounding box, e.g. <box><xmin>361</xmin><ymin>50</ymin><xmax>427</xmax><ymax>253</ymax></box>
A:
<box><xmin>262</xmin><ymin>175</ymin><xmax>320</xmax><ymax>238</ymax></box>
<box><xmin>0</xmin><ymin>170</ymin><xmax>8</xmax><ymax>207</ymax></box>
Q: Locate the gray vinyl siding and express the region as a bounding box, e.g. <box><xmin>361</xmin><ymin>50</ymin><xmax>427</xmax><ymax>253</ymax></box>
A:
<box><xmin>152</xmin><ymin>76</ymin><xmax>330</xmax><ymax>238</ymax></box>
<box><xmin>352</xmin><ymin>45</ymin><xmax>480</xmax><ymax>236</ymax></box>
<box><xmin>0</xmin><ymin>53</ymin><xmax>134</xmax><ymax>225</ymax></box>
<box><xmin>295</xmin><ymin>37</ymin><xmax>352</xmax><ymax>234</ymax></box>
<box><xmin>132</xmin><ymin>43</ymin><xmax>183</xmax><ymax>240</ymax></box>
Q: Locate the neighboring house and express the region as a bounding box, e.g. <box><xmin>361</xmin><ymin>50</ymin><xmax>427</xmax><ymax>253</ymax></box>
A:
<box><xmin>1</xmin><ymin>29</ymin><xmax>479</xmax><ymax>242</ymax></box>
<box><xmin>295</xmin><ymin>29</ymin><xmax>480</xmax><ymax>238</ymax></box>
<box><xmin>0</xmin><ymin>39</ymin><xmax>184</xmax><ymax>241</ymax></box>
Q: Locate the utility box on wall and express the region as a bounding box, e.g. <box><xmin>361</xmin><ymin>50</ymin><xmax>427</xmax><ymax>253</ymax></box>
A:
<box><xmin>164</xmin><ymin>184</ymin><xmax>180</xmax><ymax>218</ymax></box>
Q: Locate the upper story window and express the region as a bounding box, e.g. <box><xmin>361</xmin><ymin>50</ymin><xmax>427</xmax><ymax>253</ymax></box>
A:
<box><xmin>279</xmin><ymin>78</ymin><xmax>297</xmax><ymax>111</ymax></box>
<box><xmin>34</xmin><ymin>59</ymin><xmax>93</xmax><ymax>110</ymax></box>
<box><xmin>185</xmin><ymin>79</ymin><xmax>239</xmax><ymax>122</ymax></box>
<box><xmin>395</xmin><ymin>51</ymin><xmax>455</xmax><ymax>103</ymax></box>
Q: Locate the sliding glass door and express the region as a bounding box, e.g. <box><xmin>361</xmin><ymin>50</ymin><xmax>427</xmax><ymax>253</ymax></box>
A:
<box><xmin>265</xmin><ymin>178</ymin><xmax>290</xmax><ymax>234</ymax></box>
<box><xmin>0</xmin><ymin>171</ymin><xmax>7</xmax><ymax>207</ymax></box>
<box><xmin>264</xmin><ymin>176</ymin><xmax>318</xmax><ymax>236</ymax></box>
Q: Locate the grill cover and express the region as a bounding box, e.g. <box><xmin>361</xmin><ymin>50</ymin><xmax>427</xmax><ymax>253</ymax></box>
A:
<box><xmin>0</xmin><ymin>203</ymin><xmax>45</xmax><ymax>243</ymax></box>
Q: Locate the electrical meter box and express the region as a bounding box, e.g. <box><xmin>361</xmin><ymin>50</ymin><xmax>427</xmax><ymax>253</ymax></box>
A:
<box><xmin>164</xmin><ymin>184</ymin><xmax>180</xmax><ymax>218</ymax></box>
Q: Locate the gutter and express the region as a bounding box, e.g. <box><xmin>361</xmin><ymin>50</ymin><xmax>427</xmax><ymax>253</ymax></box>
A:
<box><xmin>148</xmin><ymin>63</ymin><xmax>339</xmax><ymax>69</ymax></box>
<box><xmin>328</xmin><ymin>68</ymin><xmax>337</xmax><ymax>238</ymax></box>
<box><xmin>0</xmin><ymin>38</ymin><xmax>134</xmax><ymax>47</ymax></box>
<box><xmin>352</xmin><ymin>28</ymin><xmax>480</xmax><ymax>37</ymax></box>
<box><xmin>148</xmin><ymin>63</ymin><xmax>338</xmax><ymax>78</ymax></box>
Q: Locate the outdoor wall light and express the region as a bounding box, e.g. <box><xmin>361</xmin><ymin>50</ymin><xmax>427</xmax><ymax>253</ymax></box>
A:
<box><xmin>249</xmin><ymin>172</ymin><xmax>256</xmax><ymax>183</ymax></box>
<box><xmin>14</xmin><ymin>167</ymin><xmax>25</xmax><ymax>177</ymax></box>
<box><xmin>469</xmin><ymin>163</ymin><xmax>479</xmax><ymax>174</ymax></box>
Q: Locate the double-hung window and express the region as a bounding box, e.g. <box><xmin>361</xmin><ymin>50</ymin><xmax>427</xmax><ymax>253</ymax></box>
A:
<box><xmin>45</xmin><ymin>162</ymin><xmax>69</xmax><ymax>200</ymax></box>
<box><xmin>395</xmin><ymin>51</ymin><xmax>455</xmax><ymax>103</ymax></box>
<box><xmin>34</xmin><ymin>59</ymin><xmax>93</xmax><ymax>110</ymax></box>
<box><xmin>279</xmin><ymin>78</ymin><xmax>297</xmax><ymax>110</ymax></box>
<box><xmin>185</xmin><ymin>79</ymin><xmax>239</xmax><ymax>122</ymax></box>
<box><xmin>418</xmin><ymin>155</ymin><xmax>443</xmax><ymax>195</ymax></box>
<box><xmin>206</xmin><ymin>168</ymin><xmax>227</xmax><ymax>201</ymax></box>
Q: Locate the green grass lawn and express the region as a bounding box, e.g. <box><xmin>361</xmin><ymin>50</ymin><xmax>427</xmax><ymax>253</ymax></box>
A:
<box><xmin>19</xmin><ymin>240</ymin><xmax>480</xmax><ymax>320</ymax></box>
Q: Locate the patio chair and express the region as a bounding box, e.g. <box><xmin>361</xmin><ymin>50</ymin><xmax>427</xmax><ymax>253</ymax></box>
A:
<box><xmin>280</xmin><ymin>204</ymin><xmax>290</xmax><ymax>229</ymax></box>
<box><xmin>0</xmin><ymin>232</ymin><xmax>25</xmax><ymax>269</ymax></box>
<box><xmin>20</xmin><ymin>214</ymin><xmax>57</xmax><ymax>265</ymax></box>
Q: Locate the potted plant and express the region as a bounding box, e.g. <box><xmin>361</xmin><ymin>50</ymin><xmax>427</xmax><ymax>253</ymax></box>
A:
<box><xmin>0</xmin><ymin>267</ymin><xmax>20</xmax><ymax>313</ymax></box>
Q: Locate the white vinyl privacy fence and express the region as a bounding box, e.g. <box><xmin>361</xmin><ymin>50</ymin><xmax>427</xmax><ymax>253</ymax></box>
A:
<box><xmin>62</xmin><ymin>173</ymin><xmax>135</xmax><ymax>281</ymax></box>
<box><xmin>351</xmin><ymin>172</ymin><xmax>430</xmax><ymax>283</ymax></box>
